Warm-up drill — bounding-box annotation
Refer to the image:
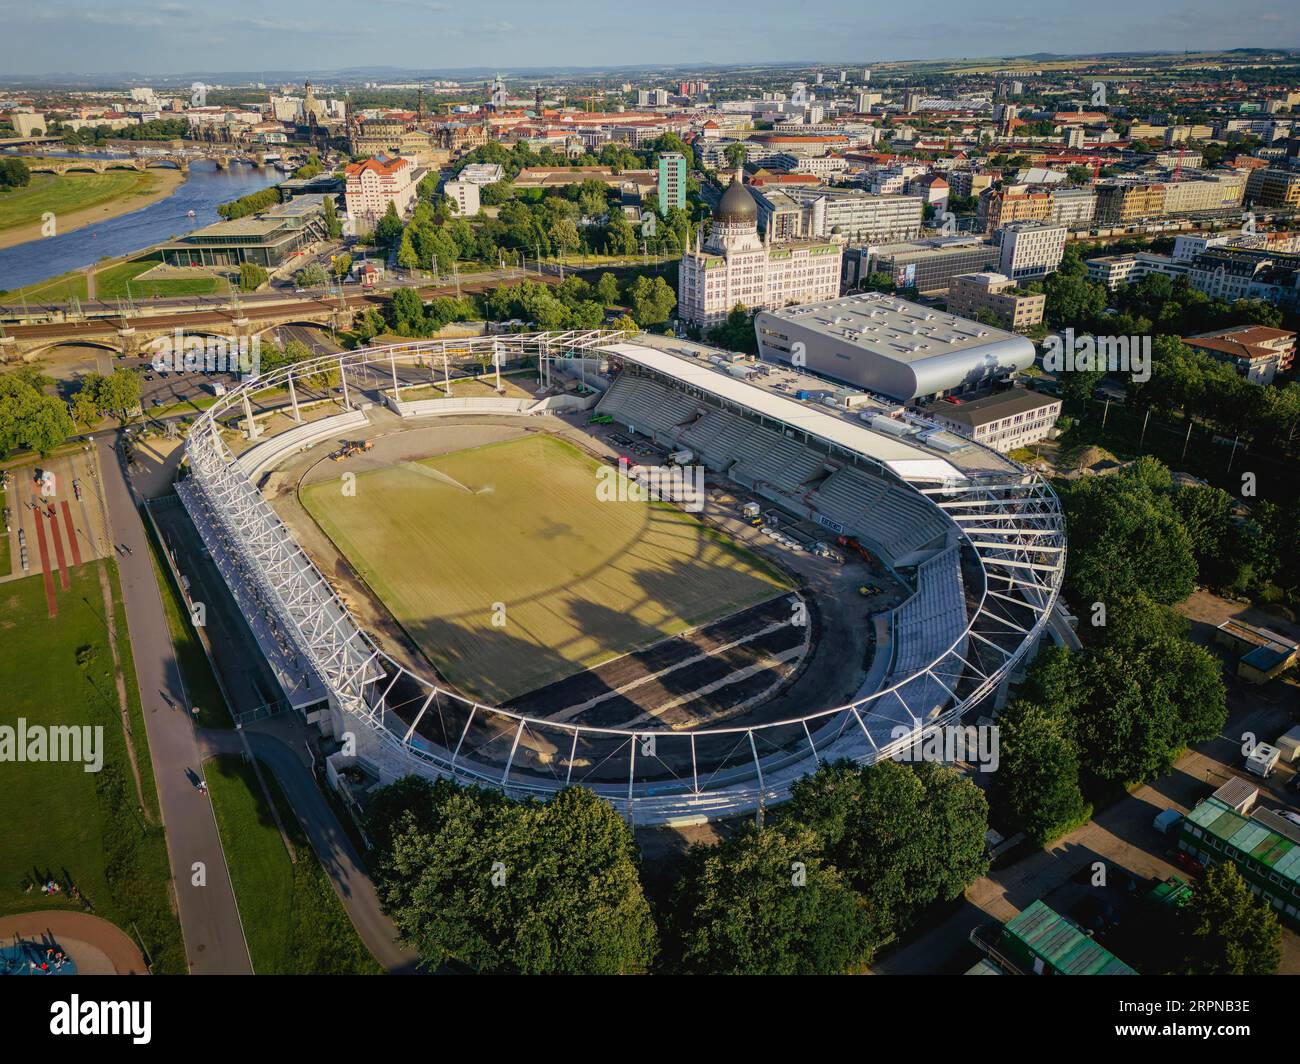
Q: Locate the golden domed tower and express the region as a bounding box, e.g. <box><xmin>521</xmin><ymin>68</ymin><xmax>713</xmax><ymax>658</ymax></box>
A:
<box><xmin>303</xmin><ymin>79</ymin><xmax>323</xmax><ymax>123</ymax></box>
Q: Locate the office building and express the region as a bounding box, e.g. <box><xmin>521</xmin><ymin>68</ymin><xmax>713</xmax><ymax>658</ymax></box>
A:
<box><xmin>158</xmin><ymin>195</ymin><xmax>330</xmax><ymax>269</ymax></box>
<box><xmin>443</xmin><ymin>179</ymin><xmax>481</xmax><ymax>218</ymax></box>
<box><xmin>927</xmin><ymin>387</ymin><xmax>1061</xmax><ymax>452</ymax></box>
<box><xmin>1095</xmin><ymin>181</ymin><xmax>1167</xmax><ymax>225</ymax></box>
<box><xmin>1246</xmin><ymin>167</ymin><xmax>1300</xmax><ymax>210</ymax></box>
<box><xmin>1178</xmin><ymin>797</ymin><xmax>1300</xmax><ymax>928</ymax></box>
<box><xmin>995</xmin><ymin>221</ymin><xmax>1067</xmax><ymax>282</ymax></box>
<box><xmin>776</xmin><ymin>186</ymin><xmax>924</xmax><ymax>243</ymax></box>
<box><xmin>947</xmin><ymin>272</ymin><xmax>1046</xmax><ymax>332</ymax></box>
<box><xmin>457</xmin><ymin>162</ymin><xmax>505</xmax><ymax>186</ymax></box>
<box><xmin>843</xmin><ymin>236</ymin><xmax>1000</xmax><ymax>294</ymax></box>
<box><xmin>1048</xmin><ymin>186</ymin><xmax>1097</xmax><ymax>227</ymax></box>
<box><xmin>677</xmin><ymin>173</ymin><xmax>842</xmax><ymax>328</ymax></box>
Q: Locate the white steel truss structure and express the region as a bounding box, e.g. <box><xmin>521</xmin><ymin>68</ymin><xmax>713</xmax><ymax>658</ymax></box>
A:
<box><xmin>180</xmin><ymin>331</ymin><xmax>1066</xmax><ymax>824</ymax></box>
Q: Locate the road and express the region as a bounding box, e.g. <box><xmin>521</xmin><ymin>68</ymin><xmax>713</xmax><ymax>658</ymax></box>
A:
<box><xmin>96</xmin><ymin>432</ymin><xmax>253</xmax><ymax>974</ymax></box>
<box><xmin>197</xmin><ymin>724</ymin><xmax>420</xmax><ymax>974</ymax></box>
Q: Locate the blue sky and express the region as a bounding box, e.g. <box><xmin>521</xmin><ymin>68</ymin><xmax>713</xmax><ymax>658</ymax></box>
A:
<box><xmin>0</xmin><ymin>0</ymin><xmax>1296</xmax><ymax>77</ymax></box>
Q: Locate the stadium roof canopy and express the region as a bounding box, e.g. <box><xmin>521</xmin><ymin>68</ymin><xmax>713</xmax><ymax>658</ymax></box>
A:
<box><xmin>603</xmin><ymin>342</ymin><xmax>966</xmax><ymax>482</ymax></box>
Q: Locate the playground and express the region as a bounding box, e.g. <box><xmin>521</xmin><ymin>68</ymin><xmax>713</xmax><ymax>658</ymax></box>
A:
<box><xmin>0</xmin><ymin>912</ymin><xmax>148</xmax><ymax>975</ymax></box>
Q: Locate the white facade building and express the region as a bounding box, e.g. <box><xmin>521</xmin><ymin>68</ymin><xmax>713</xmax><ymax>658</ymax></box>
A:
<box><xmin>995</xmin><ymin>221</ymin><xmax>1067</xmax><ymax>282</ymax></box>
<box><xmin>678</xmin><ymin>172</ymin><xmax>843</xmax><ymax>329</ymax></box>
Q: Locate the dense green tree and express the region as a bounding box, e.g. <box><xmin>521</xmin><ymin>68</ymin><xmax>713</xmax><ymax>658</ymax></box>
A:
<box><xmin>0</xmin><ymin>371</ymin><xmax>75</xmax><ymax>456</ymax></box>
<box><xmin>368</xmin><ymin>780</ymin><xmax>657</xmax><ymax>974</ymax></box>
<box><xmin>293</xmin><ymin>263</ymin><xmax>329</xmax><ymax>288</ymax></box>
<box><xmin>1058</xmin><ymin>468</ymin><xmax>1197</xmax><ymax>608</ymax></box>
<box><xmin>595</xmin><ymin>272</ymin><xmax>621</xmax><ymax>306</ymax></box>
<box><xmin>785</xmin><ymin>759</ymin><xmax>988</xmax><ymax>943</ymax></box>
<box><xmin>0</xmin><ymin>156</ymin><xmax>31</xmax><ymax>190</ymax></box>
<box><xmin>388</xmin><ymin>287</ymin><xmax>425</xmax><ymax>334</ymax></box>
<box><xmin>667</xmin><ymin>822</ymin><xmax>873</xmax><ymax>974</ymax></box>
<box><xmin>375</xmin><ymin>201</ymin><xmax>405</xmax><ymax>249</ymax></box>
<box><xmin>628</xmin><ymin>274</ymin><xmax>676</xmax><ymax>327</ymax></box>
<box><xmin>396</xmin><ymin>229</ymin><xmax>420</xmax><ymax>271</ymax></box>
<box><xmin>238</xmin><ymin>261</ymin><xmax>268</xmax><ymax>292</ymax></box>
<box><xmin>992</xmin><ymin>700</ymin><xmax>1091</xmax><ymax>844</ymax></box>
<box><xmin>1174</xmin><ymin>862</ymin><xmax>1282</xmax><ymax>975</ymax></box>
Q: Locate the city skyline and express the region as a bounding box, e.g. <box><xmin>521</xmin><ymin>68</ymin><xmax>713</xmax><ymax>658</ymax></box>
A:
<box><xmin>1</xmin><ymin>0</ymin><xmax>1298</xmax><ymax>78</ymax></box>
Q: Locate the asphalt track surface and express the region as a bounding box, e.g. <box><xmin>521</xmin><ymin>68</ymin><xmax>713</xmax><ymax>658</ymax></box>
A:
<box><xmin>96</xmin><ymin>434</ymin><xmax>253</xmax><ymax>974</ymax></box>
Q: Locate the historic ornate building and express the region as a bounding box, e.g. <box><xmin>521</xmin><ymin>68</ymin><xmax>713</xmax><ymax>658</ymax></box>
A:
<box><xmin>677</xmin><ymin>170</ymin><xmax>843</xmax><ymax>328</ymax></box>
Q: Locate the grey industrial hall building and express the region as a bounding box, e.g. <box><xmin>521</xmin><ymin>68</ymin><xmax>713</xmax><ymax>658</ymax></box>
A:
<box><xmin>754</xmin><ymin>292</ymin><xmax>1036</xmax><ymax>402</ymax></box>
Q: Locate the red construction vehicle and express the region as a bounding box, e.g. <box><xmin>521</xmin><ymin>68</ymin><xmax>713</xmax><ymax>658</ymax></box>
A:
<box><xmin>836</xmin><ymin>535</ymin><xmax>872</xmax><ymax>563</ymax></box>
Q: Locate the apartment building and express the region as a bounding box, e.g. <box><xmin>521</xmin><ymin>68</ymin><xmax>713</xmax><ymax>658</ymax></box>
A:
<box><xmin>343</xmin><ymin>155</ymin><xmax>420</xmax><ymax>224</ymax></box>
<box><xmin>947</xmin><ymin>272</ymin><xmax>1046</xmax><ymax>331</ymax></box>
<box><xmin>1095</xmin><ymin>181</ymin><xmax>1167</xmax><ymax>225</ymax></box>
<box><xmin>1048</xmin><ymin>186</ymin><xmax>1097</xmax><ymax>227</ymax></box>
<box><xmin>995</xmin><ymin>220</ymin><xmax>1067</xmax><ymax>282</ymax></box>
<box><xmin>1183</xmin><ymin>325</ymin><xmax>1296</xmax><ymax>385</ymax></box>
<box><xmin>976</xmin><ymin>185</ymin><xmax>1051</xmax><ymax>231</ymax></box>
<box><xmin>1189</xmin><ymin>247</ymin><xmax>1300</xmax><ymax>309</ymax></box>
<box><xmin>657</xmin><ymin>151</ymin><xmax>687</xmax><ymax>214</ymax></box>
<box><xmin>1086</xmin><ymin>251</ymin><xmax>1189</xmax><ymax>290</ymax></box>
<box><xmin>945</xmin><ymin>170</ymin><xmax>995</xmax><ymax>199</ymax></box>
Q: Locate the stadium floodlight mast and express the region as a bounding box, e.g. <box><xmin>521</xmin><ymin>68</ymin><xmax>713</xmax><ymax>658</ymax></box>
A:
<box><xmin>178</xmin><ymin>331</ymin><xmax>1065</xmax><ymax>826</ymax></box>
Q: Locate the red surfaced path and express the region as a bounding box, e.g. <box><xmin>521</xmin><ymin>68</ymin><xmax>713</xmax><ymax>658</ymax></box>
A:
<box><xmin>31</xmin><ymin>502</ymin><xmax>56</xmax><ymax>618</ymax></box>
<box><xmin>47</xmin><ymin>505</ymin><xmax>70</xmax><ymax>590</ymax></box>
<box><xmin>60</xmin><ymin>501</ymin><xmax>82</xmax><ymax>568</ymax></box>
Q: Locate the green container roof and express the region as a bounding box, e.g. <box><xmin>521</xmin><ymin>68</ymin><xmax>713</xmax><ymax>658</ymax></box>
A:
<box><xmin>1002</xmin><ymin>900</ymin><xmax>1137</xmax><ymax>975</ymax></box>
<box><xmin>1184</xmin><ymin>798</ymin><xmax>1300</xmax><ymax>886</ymax></box>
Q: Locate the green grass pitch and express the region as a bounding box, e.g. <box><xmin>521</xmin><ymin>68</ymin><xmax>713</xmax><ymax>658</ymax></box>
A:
<box><xmin>300</xmin><ymin>434</ymin><xmax>791</xmax><ymax>703</ymax></box>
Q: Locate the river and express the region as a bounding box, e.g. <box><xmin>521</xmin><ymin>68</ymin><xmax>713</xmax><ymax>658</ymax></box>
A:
<box><xmin>0</xmin><ymin>154</ymin><xmax>284</xmax><ymax>292</ymax></box>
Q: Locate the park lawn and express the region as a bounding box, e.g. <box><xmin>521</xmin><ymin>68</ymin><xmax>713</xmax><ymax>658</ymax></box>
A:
<box><xmin>142</xmin><ymin>515</ymin><xmax>232</xmax><ymax>729</ymax></box>
<box><xmin>300</xmin><ymin>433</ymin><xmax>790</xmax><ymax>702</ymax></box>
<box><xmin>205</xmin><ymin>755</ymin><xmax>381</xmax><ymax>975</ymax></box>
<box><xmin>95</xmin><ymin>255</ymin><xmax>221</xmax><ymax>301</ymax></box>
<box><xmin>0</xmin><ymin>170</ymin><xmax>164</xmax><ymax>233</ymax></box>
<box><xmin>0</xmin><ymin>561</ymin><xmax>184</xmax><ymax>972</ymax></box>
<box><xmin>1</xmin><ymin>268</ymin><xmax>89</xmax><ymax>303</ymax></box>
